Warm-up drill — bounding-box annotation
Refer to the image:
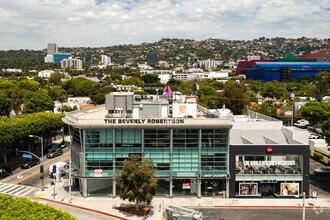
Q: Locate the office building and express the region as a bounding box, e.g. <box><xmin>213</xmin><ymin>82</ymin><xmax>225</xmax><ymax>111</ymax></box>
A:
<box><xmin>100</xmin><ymin>55</ymin><xmax>111</xmax><ymax>65</ymax></box>
<box><xmin>54</xmin><ymin>53</ymin><xmax>71</xmax><ymax>64</ymax></box>
<box><xmin>44</xmin><ymin>54</ymin><xmax>54</xmax><ymax>63</ymax></box>
<box><xmin>245</xmin><ymin>62</ymin><xmax>330</xmax><ymax>82</ymax></box>
<box><xmin>61</xmin><ymin>57</ymin><xmax>82</xmax><ymax>69</ymax></box>
<box><xmin>197</xmin><ymin>60</ymin><xmax>221</xmax><ymax>68</ymax></box>
<box><xmin>47</xmin><ymin>42</ymin><xmax>58</xmax><ymax>55</ymax></box>
<box><xmin>63</xmin><ymin>93</ymin><xmax>309</xmax><ymax>198</ymax></box>
<box><xmin>147</xmin><ymin>52</ymin><xmax>157</xmax><ymax>64</ymax></box>
<box><xmin>236</xmin><ymin>60</ymin><xmax>274</xmax><ymax>76</ymax></box>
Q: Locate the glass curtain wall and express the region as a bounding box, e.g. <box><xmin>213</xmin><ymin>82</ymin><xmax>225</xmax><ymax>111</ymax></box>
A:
<box><xmin>85</xmin><ymin>129</ymin><xmax>113</xmax><ymax>176</ymax></box>
<box><xmin>201</xmin><ymin>129</ymin><xmax>228</xmax><ymax>175</ymax></box>
<box><xmin>172</xmin><ymin>130</ymin><xmax>199</xmax><ymax>177</ymax></box>
<box><xmin>144</xmin><ymin>130</ymin><xmax>171</xmax><ymax>176</ymax></box>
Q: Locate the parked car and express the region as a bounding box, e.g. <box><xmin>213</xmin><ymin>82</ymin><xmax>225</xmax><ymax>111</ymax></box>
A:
<box><xmin>309</xmin><ymin>132</ymin><xmax>324</xmax><ymax>139</ymax></box>
<box><xmin>20</xmin><ymin>157</ymin><xmax>40</xmax><ymax>169</ymax></box>
<box><xmin>0</xmin><ymin>166</ymin><xmax>12</xmax><ymax>179</ymax></box>
<box><xmin>47</xmin><ymin>143</ymin><xmax>59</xmax><ymax>151</ymax></box>
<box><xmin>59</xmin><ymin>141</ymin><xmax>70</xmax><ymax>149</ymax></box>
<box><xmin>294</xmin><ymin>119</ymin><xmax>309</xmax><ymax>128</ymax></box>
<box><xmin>314</xmin><ymin>166</ymin><xmax>330</xmax><ymax>175</ymax></box>
<box><xmin>46</xmin><ymin>147</ymin><xmax>63</xmax><ymax>158</ymax></box>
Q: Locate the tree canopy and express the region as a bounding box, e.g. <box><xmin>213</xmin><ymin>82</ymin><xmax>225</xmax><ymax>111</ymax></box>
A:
<box><xmin>117</xmin><ymin>154</ymin><xmax>158</xmax><ymax>210</ymax></box>
<box><xmin>62</xmin><ymin>77</ymin><xmax>98</xmax><ymax>96</ymax></box>
<box><xmin>23</xmin><ymin>90</ymin><xmax>54</xmax><ymax>113</ymax></box>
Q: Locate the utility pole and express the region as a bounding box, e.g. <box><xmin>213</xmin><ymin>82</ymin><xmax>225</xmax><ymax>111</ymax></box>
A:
<box><xmin>28</xmin><ymin>135</ymin><xmax>44</xmax><ymax>191</ymax></box>
<box><xmin>291</xmin><ymin>87</ymin><xmax>296</xmax><ymax>126</ymax></box>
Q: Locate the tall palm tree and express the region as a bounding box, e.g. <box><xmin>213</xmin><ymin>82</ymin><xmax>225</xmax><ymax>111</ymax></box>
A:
<box><xmin>309</xmin><ymin>72</ymin><xmax>329</xmax><ymax>102</ymax></box>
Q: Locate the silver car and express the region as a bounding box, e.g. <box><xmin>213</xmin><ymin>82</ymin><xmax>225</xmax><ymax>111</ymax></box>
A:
<box><xmin>314</xmin><ymin>166</ymin><xmax>330</xmax><ymax>175</ymax></box>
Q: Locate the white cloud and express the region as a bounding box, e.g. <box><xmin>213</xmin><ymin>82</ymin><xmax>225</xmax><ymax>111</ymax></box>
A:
<box><xmin>0</xmin><ymin>0</ymin><xmax>329</xmax><ymax>49</ymax></box>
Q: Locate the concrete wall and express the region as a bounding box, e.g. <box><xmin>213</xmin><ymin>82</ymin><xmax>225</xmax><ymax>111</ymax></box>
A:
<box><xmin>282</xmin><ymin>127</ymin><xmax>309</xmax><ymax>145</ymax></box>
<box><xmin>232</xmin><ymin>121</ymin><xmax>283</xmax><ymax>130</ymax></box>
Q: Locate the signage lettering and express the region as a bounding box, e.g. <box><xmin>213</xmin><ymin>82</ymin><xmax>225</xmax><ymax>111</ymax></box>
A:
<box><xmin>104</xmin><ymin>118</ymin><xmax>185</xmax><ymax>125</ymax></box>
<box><xmin>244</xmin><ymin>160</ymin><xmax>295</xmax><ymax>166</ymax></box>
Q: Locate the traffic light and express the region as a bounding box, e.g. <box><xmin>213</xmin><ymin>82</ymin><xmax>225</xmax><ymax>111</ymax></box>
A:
<box><xmin>40</xmin><ymin>165</ymin><xmax>43</xmax><ymax>173</ymax></box>
<box><xmin>53</xmin><ymin>165</ymin><xmax>57</xmax><ymax>173</ymax></box>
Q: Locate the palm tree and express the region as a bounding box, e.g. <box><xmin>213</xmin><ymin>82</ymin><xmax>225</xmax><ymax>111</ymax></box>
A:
<box><xmin>309</xmin><ymin>72</ymin><xmax>329</xmax><ymax>102</ymax></box>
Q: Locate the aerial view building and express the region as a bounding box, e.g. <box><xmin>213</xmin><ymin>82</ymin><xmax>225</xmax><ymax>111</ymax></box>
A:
<box><xmin>63</xmin><ymin>92</ymin><xmax>309</xmax><ymax>198</ymax></box>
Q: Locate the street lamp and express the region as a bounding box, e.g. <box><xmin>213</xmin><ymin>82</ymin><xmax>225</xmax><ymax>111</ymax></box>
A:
<box><xmin>29</xmin><ymin>135</ymin><xmax>44</xmax><ymax>191</ymax></box>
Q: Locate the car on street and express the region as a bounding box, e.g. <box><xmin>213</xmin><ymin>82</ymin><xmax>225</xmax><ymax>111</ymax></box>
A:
<box><xmin>294</xmin><ymin>119</ymin><xmax>309</xmax><ymax>128</ymax></box>
<box><xmin>20</xmin><ymin>157</ymin><xmax>40</xmax><ymax>169</ymax></box>
<box><xmin>46</xmin><ymin>147</ymin><xmax>63</xmax><ymax>158</ymax></box>
<box><xmin>314</xmin><ymin>166</ymin><xmax>330</xmax><ymax>175</ymax></box>
<box><xmin>59</xmin><ymin>141</ymin><xmax>70</xmax><ymax>149</ymax></box>
<box><xmin>308</xmin><ymin>132</ymin><xmax>324</xmax><ymax>139</ymax></box>
<box><xmin>47</xmin><ymin>143</ymin><xmax>59</xmax><ymax>151</ymax></box>
<box><xmin>0</xmin><ymin>166</ymin><xmax>12</xmax><ymax>179</ymax></box>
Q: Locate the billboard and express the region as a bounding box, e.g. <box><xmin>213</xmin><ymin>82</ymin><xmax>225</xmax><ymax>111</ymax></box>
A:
<box><xmin>280</xmin><ymin>183</ymin><xmax>299</xmax><ymax>196</ymax></box>
<box><xmin>239</xmin><ymin>183</ymin><xmax>258</xmax><ymax>196</ymax></box>
<box><xmin>94</xmin><ymin>169</ymin><xmax>103</xmax><ymax>177</ymax></box>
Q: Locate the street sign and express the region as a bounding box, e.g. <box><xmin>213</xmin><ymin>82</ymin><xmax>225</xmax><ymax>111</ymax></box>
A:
<box><xmin>94</xmin><ymin>169</ymin><xmax>103</xmax><ymax>177</ymax></box>
<box><xmin>22</xmin><ymin>154</ymin><xmax>32</xmax><ymax>159</ymax></box>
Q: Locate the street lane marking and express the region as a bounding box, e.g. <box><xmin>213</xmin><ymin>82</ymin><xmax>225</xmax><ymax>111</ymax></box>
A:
<box><xmin>0</xmin><ymin>183</ymin><xmax>36</xmax><ymax>197</ymax></box>
<box><xmin>37</xmin><ymin>193</ymin><xmax>45</xmax><ymax>197</ymax></box>
<box><xmin>14</xmin><ymin>157</ymin><xmax>69</xmax><ymax>184</ymax></box>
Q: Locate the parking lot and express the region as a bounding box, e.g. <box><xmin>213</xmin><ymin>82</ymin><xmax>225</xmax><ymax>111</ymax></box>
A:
<box><xmin>309</xmin><ymin>158</ymin><xmax>330</xmax><ymax>198</ymax></box>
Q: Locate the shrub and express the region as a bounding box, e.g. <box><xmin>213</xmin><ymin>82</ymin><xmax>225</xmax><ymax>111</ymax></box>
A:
<box><xmin>0</xmin><ymin>194</ymin><xmax>76</xmax><ymax>219</ymax></box>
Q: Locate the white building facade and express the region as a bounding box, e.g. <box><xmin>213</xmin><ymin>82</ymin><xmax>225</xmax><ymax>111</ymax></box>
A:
<box><xmin>61</xmin><ymin>57</ymin><xmax>83</xmax><ymax>69</ymax></box>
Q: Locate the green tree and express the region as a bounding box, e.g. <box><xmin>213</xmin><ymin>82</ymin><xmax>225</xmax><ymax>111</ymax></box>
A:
<box><xmin>0</xmin><ymin>94</ymin><xmax>11</xmax><ymax>117</ymax></box>
<box><xmin>309</xmin><ymin>71</ymin><xmax>330</xmax><ymax>102</ymax></box>
<box><xmin>321</xmin><ymin>119</ymin><xmax>330</xmax><ymax>146</ymax></box>
<box><xmin>296</xmin><ymin>75</ymin><xmax>311</xmax><ymax>84</ymax></box>
<box><xmin>17</xmin><ymin>80</ymin><xmax>40</xmax><ymax>92</ymax></box>
<box><xmin>110</xmin><ymin>73</ymin><xmax>123</xmax><ymax>81</ymax></box>
<box><xmin>298</xmin><ymin>101</ymin><xmax>329</xmax><ymax>124</ymax></box>
<box><xmin>215</xmin><ymin>83</ymin><xmax>250</xmax><ymax>114</ymax></box>
<box><xmin>117</xmin><ymin>154</ymin><xmax>158</xmax><ymax>211</ymax></box>
<box><xmin>49</xmin><ymin>72</ymin><xmax>63</xmax><ymax>86</ymax></box>
<box><xmin>209</xmin><ymin>81</ymin><xmax>224</xmax><ymax>90</ymax></box>
<box><xmin>141</xmin><ymin>74</ymin><xmax>160</xmax><ymax>84</ymax></box>
<box><xmin>23</xmin><ymin>90</ymin><xmax>54</xmax><ymax>113</ymax></box>
<box><xmin>197</xmin><ymin>86</ymin><xmax>216</xmax><ymax>108</ymax></box>
<box><xmin>121</xmin><ymin>77</ymin><xmax>144</xmax><ymax>87</ymax></box>
<box><xmin>48</xmin><ymin>86</ymin><xmax>64</xmax><ymax>101</ymax></box>
<box><xmin>178</xmin><ymin>79</ymin><xmax>196</xmax><ymax>95</ymax></box>
<box><xmin>62</xmin><ymin>78</ymin><xmax>98</xmax><ymax>96</ymax></box>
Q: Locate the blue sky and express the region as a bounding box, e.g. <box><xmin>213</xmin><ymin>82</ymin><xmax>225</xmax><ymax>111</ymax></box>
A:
<box><xmin>0</xmin><ymin>0</ymin><xmax>329</xmax><ymax>50</ymax></box>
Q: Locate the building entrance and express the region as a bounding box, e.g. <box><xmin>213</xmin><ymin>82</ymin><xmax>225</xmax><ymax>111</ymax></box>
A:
<box><xmin>260</xmin><ymin>183</ymin><xmax>275</xmax><ymax>197</ymax></box>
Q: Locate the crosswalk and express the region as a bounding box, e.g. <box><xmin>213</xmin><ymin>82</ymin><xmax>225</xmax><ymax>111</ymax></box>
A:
<box><xmin>0</xmin><ymin>183</ymin><xmax>36</xmax><ymax>197</ymax></box>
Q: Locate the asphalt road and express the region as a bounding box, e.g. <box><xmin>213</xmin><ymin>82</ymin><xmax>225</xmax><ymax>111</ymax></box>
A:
<box><xmin>195</xmin><ymin>208</ymin><xmax>330</xmax><ymax>220</ymax></box>
<box><xmin>309</xmin><ymin>158</ymin><xmax>330</xmax><ymax>197</ymax></box>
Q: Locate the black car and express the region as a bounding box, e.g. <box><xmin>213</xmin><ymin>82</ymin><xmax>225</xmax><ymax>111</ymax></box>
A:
<box><xmin>0</xmin><ymin>166</ymin><xmax>12</xmax><ymax>179</ymax></box>
<box><xmin>47</xmin><ymin>143</ymin><xmax>59</xmax><ymax>151</ymax></box>
<box><xmin>59</xmin><ymin>141</ymin><xmax>70</xmax><ymax>149</ymax></box>
<box><xmin>20</xmin><ymin>157</ymin><xmax>40</xmax><ymax>169</ymax></box>
<box><xmin>46</xmin><ymin>148</ymin><xmax>63</xmax><ymax>158</ymax></box>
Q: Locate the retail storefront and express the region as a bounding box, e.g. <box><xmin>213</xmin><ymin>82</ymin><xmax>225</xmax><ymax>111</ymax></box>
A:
<box><xmin>229</xmin><ymin>145</ymin><xmax>309</xmax><ymax>198</ymax></box>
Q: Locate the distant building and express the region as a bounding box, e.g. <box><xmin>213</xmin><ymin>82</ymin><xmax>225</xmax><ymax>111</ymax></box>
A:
<box><xmin>44</xmin><ymin>54</ymin><xmax>54</xmax><ymax>63</ymax></box>
<box><xmin>246</xmin><ymin>62</ymin><xmax>330</xmax><ymax>82</ymax></box>
<box><xmin>54</xmin><ymin>53</ymin><xmax>71</xmax><ymax>64</ymax></box>
<box><xmin>100</xmin><ymin>55</ymin><xmax>111</xmax><ymax>65</ymax></box>
<box><xmin>197</xmin><ymin>59</ymin><xmax>221</xmax><ymax>68</ymax></box>
<box><xmin>47</xmin><ymin>42</ymin><xmax>58</xmax><ymax>55</ymax></box>
<box><xmin>146</xmin><ymin>52</ymin><xmax>157</xmax><ymax>64</ymax></box>
<box><xmin>76</xmin><ymin>57</ymin><xmax>86</xmax><ymax>62</ymax></box>
<box><xmin>236</xmin><ymin>60</ymin><xmax>274</xmax><ymax>76</ymax></box>
<box><xmin>61</xmin><ymin>57</ymin><xmax>82</xmax><ymax>69</ymax></box>
<box><xmin>297</xmin><ymin>52</ymin><xmax>326</xmax><ymax>62</ymax></box>
<box><xmin>38</xmin><ymin>70</ymin><xmax>55</xmax><ymax>78</ymax></box>
<box><xmin>118</xmin><ymin>55</ymin><xmax>131</xmax><ymax>64</ymax></box>
<box><xmin>247</xmin><ymin>55</ymin><xmax>260</xmax><ymax>61</ymax></box>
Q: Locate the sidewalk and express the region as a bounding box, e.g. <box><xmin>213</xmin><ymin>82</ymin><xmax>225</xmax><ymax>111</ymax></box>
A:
<box><xmin>36</xmin><ymin>180</ymin><xmax>330</xmax><ymax>220</ymax></box>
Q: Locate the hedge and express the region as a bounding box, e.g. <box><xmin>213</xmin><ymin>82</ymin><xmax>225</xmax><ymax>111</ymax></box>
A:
<box><xmin>310</xmin><ymin>151</ymin><xmax>330</xmax><ymax>165</ymax></box>
<box><xmin>0</xmin><ymin>194</ymin><xmax>76</xmax><ymax>220</ymax></box>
